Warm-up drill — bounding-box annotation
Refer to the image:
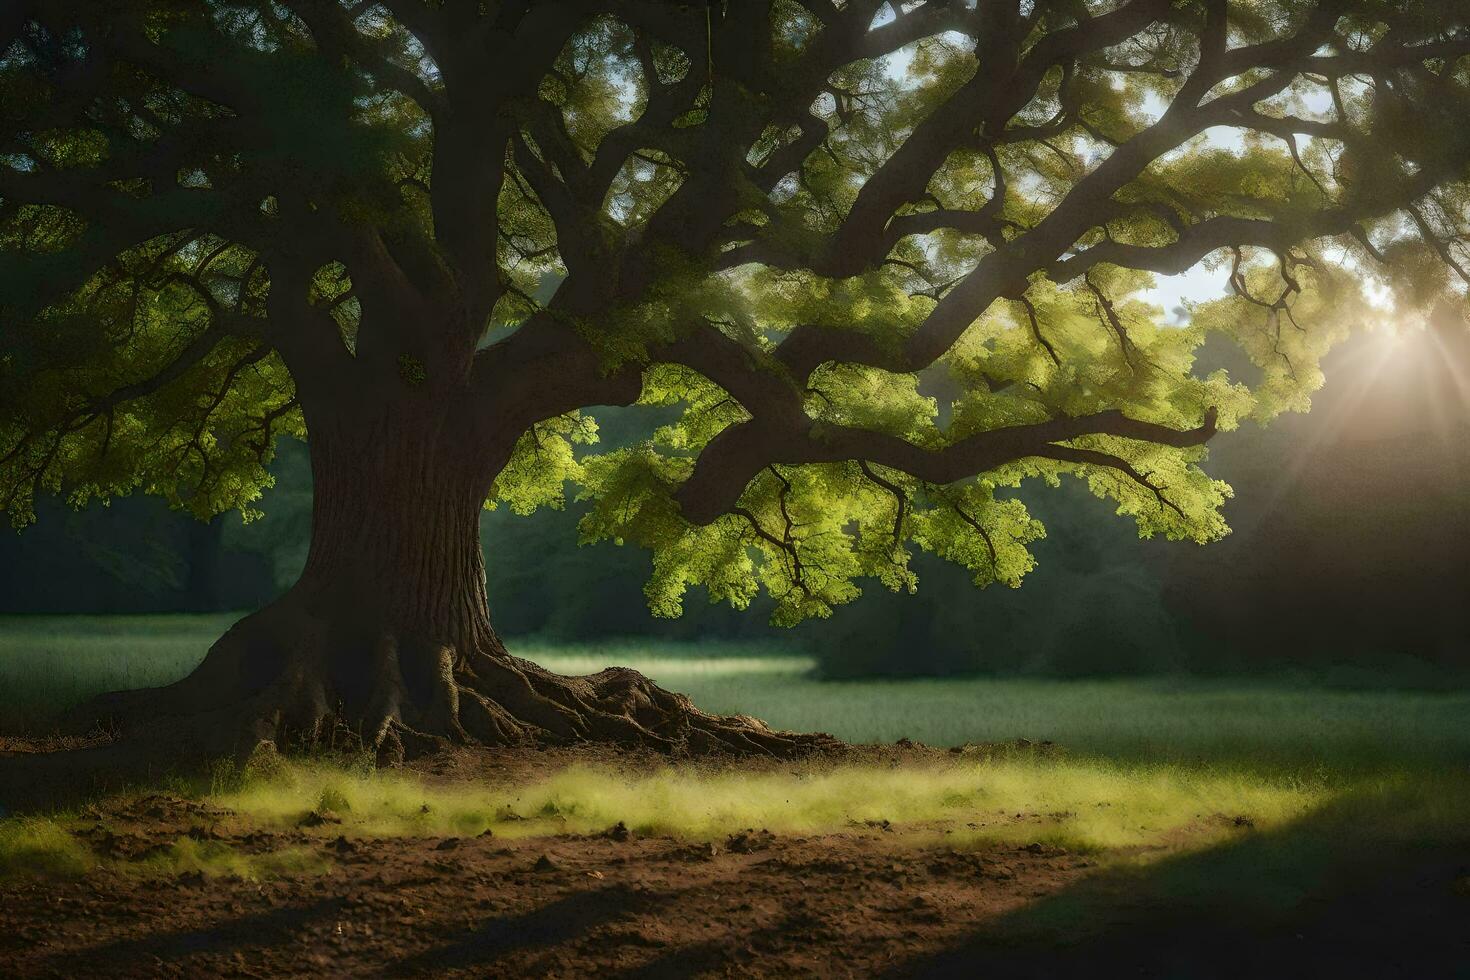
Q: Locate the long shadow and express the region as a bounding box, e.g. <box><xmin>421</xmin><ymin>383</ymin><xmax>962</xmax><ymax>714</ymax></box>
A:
<box><xmin>0</xmin><ymin>740</ymin><xmax>216</xmax><ymax>814</ymax></box>
<box><xmin>887</xmin><ymin>780</ymin><xmax>1470</xmax><ymax>979</ymax></box>
<box><xmin>40</xmin><ymin>898</ymin><xmax>343</xmax><ymax>974</ymax></box>
<box><xmin>393</xmin><ymin>878</ymin><xmax>805</xmax><ymax>976</ymax></box>
<box><xmin>392</xmin><ymin>883</ymin><xmax>660</xmax><ymax>972</ymax></box>
<box><xmin>604</xmin><ymin>939</ymin><xmax>734</xmax><ymax>979</ymax></box>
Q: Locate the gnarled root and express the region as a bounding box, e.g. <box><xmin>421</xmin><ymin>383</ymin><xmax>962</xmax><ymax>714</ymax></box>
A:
<box><xmin>68</xmin><ymin>602</ymin><xmax>838</xmax><ymax>766</ymax></box>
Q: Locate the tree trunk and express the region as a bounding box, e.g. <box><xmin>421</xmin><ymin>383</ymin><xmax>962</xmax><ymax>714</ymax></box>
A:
<box><xmin>295</xmin><ymin>419</ymin><xmax>507</xmax><ymax>664</ymax></box>
<box><xmin>78</xmin><ymin>415</ymin><xmax>829</xmax><ymax>762</ymax></box>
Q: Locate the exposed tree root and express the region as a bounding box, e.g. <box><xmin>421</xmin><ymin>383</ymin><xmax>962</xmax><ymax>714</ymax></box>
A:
<box><xmin>63</xmin><ymin>602</ymin><xmax>839</xmax><ymax>767</ymax></box>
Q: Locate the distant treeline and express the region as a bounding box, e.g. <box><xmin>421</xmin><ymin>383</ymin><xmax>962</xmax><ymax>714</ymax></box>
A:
<box><xmin>3</xmin><ymin>324</ymin><xmax>1467</xmax><ymax>680</ymax></box>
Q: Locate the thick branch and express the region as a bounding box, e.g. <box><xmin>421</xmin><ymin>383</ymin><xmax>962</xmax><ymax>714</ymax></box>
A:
<box><xmin>674</xmin><ymin>407</ymin><xmax>1219</xmax><ymax>525</ymax></box>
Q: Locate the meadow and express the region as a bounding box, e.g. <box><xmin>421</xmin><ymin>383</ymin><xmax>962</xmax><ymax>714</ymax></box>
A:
<box><xmin>3</xmin><ymin>614</ymin><xmax>1468</xmax><ymax>776</ymax></box>
<box><xmin>2</xmin><ymin>614</ymin><xmax>1467</xmax><ymax>974</ymax></box>
<box><xmin>5</xmin><ymin>612</ymin><xmax>1468</xmax><ymax>867</ymax></box>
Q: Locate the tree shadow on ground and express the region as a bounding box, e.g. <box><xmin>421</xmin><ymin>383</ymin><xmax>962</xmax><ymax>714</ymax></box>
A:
<box><xmin>39</xmin><ymin>898</ymin><xmax>343</xmax><ymax>974</ymax></box>
<box><xmin>392</xmin><ymin>884</ymin><xmax>655</xmax><ymax>972</ymax></box>
<box><xmin>888</xmin><ymin>778</ymin><xmax>1470</xmax><ymax>979</ymax></box>
<box><xmin>0</xmin><ymin>738</ymin><xmax>227</xmax><ymax>815</ymax></box>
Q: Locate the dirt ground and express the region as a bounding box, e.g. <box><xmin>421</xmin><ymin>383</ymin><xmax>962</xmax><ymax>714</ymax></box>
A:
<box><xmin>1</xmin><ymin>745</ymin><xmax>1466</xmax><ymax>978</ymax></box>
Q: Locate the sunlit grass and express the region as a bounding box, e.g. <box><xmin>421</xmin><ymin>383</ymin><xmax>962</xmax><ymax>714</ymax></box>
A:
<box><xmin>0</xmin><ymin>817</ymin><xmax>95</xmax><ymax>876</ymax></box>
<box><xmin>211</xmin><ymin>754</ymin><xmax>1326</xmax><ymax>856</ymax></box>
<box><xmin>0</xmin><ymin>820</ymin><xmax>331</xmax><ymax>882</ymax></box>
<box><xmin>5</xmin><ymin>753</ymin><xmax>1463</xmax><ymax>887</ymax></box>
<box><xmin>134</xmin><ymin>838</ymin><xmax>331</xmax><ymax>880</ymax></box>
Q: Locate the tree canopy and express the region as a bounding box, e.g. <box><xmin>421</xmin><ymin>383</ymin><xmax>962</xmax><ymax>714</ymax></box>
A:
<box><xmin>4</xmin><ymin>0</ymin><xmax>1470</xmax><ymax>627</ymax></box>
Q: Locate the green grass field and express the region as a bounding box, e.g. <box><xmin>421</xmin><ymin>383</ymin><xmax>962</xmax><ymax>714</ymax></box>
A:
<box><xmin>3</xmin><ymin>615</ymin><xmax>1468</xmax><ymax>777</ymax></box>
<box><xmin>2</xmin><ymin>613</ymin><xmax>1467</xmax><ymax>959</ymax></box>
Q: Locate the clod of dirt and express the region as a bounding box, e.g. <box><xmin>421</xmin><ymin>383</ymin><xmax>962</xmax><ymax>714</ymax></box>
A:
<box><xmin>726</xmin><ymin>828</ymin><xmax>777</xmax><ymax>854</ymax></box>
<box><xmin>434</xmin><ymin>838</ymin><xmax>460</xmax><ymax>850</ymax></box>
<box><xmin>298</xmin><ymin>810</ymin><xmax>343</xmax><ymax>828</ymax></box>
<box><xmin>533</xmin><ymin>854</ymin><xmax>560</xmax><ymax>872</ymax></box>
<box><xmin>674</xmin><ymin>841</ymin><xmax>720</xmax><ymax>861</ymax></box>
<box><xmin>604</xmin><ymin>821</ymin><xmax>632</xmax><ymax>842</ymax></box>
<box><xmin>88</xmin><ymin>829</ymin><xmax>161</xmax><ymax>861</ymax></box>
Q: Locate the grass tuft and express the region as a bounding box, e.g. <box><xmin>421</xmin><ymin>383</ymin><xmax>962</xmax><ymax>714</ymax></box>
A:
<box><xmin>135</xmin><ymin>838</ymin><xmax>331</xmax><ymax>880</ymax></box>
<box><xmin>0</xmin><ymin>818</ymin><xmax>95</xmax><ymax>877</ymax></box>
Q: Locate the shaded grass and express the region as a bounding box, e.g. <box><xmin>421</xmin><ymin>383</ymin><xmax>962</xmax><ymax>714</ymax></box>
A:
<box><xmin>1028</xmin><ymin>774</ymin><xmax>1470</xmax><ymax>924</ymax></box>
<box><xmin>530</xmin><ymin>639</ymin><xmax>1470</xmax><ymax>776</ymax></box>
<box><xmin>900</xmin><ymin>775</ymin><xmax>1470</xmax><ymax>976</ymax></box>
<box><xmin>0</xmin><ymin>614</ymin><xmax>237</xmax><ymax>732</ymax></box>
<box><xmin>4</xmin><ymin>619</ymin><xmax>1467</xmax><ymax>778</ymax></box>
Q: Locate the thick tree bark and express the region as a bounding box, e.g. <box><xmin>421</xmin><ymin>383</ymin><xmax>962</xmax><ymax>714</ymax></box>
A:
<box><xmin>296</xmin><ymin>417</ymin><xmax>506</xmax><ymax>660</ymax></box>
<box><xmin>78</xmin><ymin>410</ymin><xmax>830</xmax><ymax>762</ymax></box>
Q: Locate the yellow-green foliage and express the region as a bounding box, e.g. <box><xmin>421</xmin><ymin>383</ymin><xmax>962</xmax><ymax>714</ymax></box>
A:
<box><xmin>486</xmin><ymin>412</ymin><xmax>600</xmax><ymax>515</ymax></box>
<box><xmin>7</xmin><ymin>0</ymin><xmax>1462</xmax><ymax>636</ymax></box>
<box><xmin>575</xmin><ymin>247</ymin><xmax>1355</xmax><ymax>624</ymax></box>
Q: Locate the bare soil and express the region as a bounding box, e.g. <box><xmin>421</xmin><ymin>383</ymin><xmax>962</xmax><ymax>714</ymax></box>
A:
<box><xmin>1</xmin><ymin>745</ymin><xmax>1465</xmax><ymax>978</ymax></box>
<box><xmin>0</xmin><ymin>744</ymin><xmax>1099</xmax><ymax>978</ymax></box>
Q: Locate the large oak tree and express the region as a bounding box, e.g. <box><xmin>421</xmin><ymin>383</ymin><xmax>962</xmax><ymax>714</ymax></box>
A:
<box><xmin>3</xmin><ymin>0</ymin><xmax>1468</xmax><ymax>758</ymax></box>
